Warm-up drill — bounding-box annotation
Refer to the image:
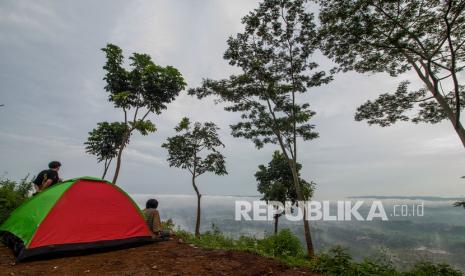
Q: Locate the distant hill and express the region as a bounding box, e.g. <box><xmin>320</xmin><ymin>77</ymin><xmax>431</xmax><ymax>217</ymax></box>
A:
<box><xmin>349</xmin><ymin>195</ymin><xmax>464</xmax><ymax>201</ymax></box>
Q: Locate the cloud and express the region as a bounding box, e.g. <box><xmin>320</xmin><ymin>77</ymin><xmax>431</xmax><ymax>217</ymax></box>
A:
<box><xmin>124</xmin><ymin>148</ymin><xmax>165</xmax><ymax>166</ymax></box>
<box><xmin>0</xmin><ymin>0</ymin><xmax>464</xmax><ymax>199</ymax></box>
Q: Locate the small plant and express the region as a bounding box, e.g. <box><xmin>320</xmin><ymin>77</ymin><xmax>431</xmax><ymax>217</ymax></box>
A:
<box><xmin>312</xmin><ymin>246</ymin><xmax>355</xmax><ymax>275</ymax></box>
<box><xmin>259</xmin><ymin>229</ymin><xmax>304</xmax><ymax>258</ymax></box>
<box><xmin>0</xmin><ymin>176</ymin><xmax>33</xmax><ymax>224</ymax></box>
<box><xmin>404</xmin><ymin>261</ymin><xmax>462</xmax><ymax>276</ymax></box>
<box><xmin>172</xmin><ymin>225</ymin><xmax>461</xmax><ymax>275</ymax></box>
<box><xmin>161</xmin><ymin>219</ymin><xmax>175</xmax><ymax>232</ymax></box>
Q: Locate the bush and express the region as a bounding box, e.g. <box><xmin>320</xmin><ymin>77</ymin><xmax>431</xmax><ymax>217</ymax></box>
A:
<box><xmin>0</xmin><ymin>176</ymin><xmax>33</xmax><ymax>224</ymax></box>
<box><xmin>312</xmin><ymin>246</ymin><xmax>356</xmax><ymax>275</ymax></box>
<box><xmin>404</xmin><ymin>262</ymin><xmax>462</xmax><ymax>276</ymax></box>
<box><xmin>258</xmin><ymin>229</ymin><xmax>304</xmax><ymax>258</ymax></box>
<box><xmin>161</xmin><ymin>218</ymin><xmax>175</xmax><ymax>232</ymax></box>
<box><xmin>172</xmin><ymin>222</ymin><xmax>462</xmax><ymax>275</ymax></box>
<box><xmin>356</xmin><ymin>259</ymin><xmax>398</xmax><ymax>276</ymax></box>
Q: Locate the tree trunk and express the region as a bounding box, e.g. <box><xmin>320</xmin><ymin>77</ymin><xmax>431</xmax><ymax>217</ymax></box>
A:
<box><xmin>408</xmin><ymin>57</ymin><xmax>465</xmax><ymax>148</ymax></box>
<box><xmin>301</xmin><ymin>206</ymin><xmax>313</xmax><ymax>257</ymax></box>
<box><xmin>192</xmin><ymin>175</ymin><xmax>201</xmax><ymax>238</ymax></box>
<box><xmin>274</xmin><ymin>214</ymin><xmax>279</xmax><ymax>235</ymax></box>
<box><xmin>112</xmin><ymin>131</ymin><xmax>130</xmax><ymax>184</ymax></box>
<box><xmin>433</xmin><ymin>92</ymin><xmax>465</xmax><ymax>148</ymax></box>
<box><xmin>274</xmin><ymin>136</ymin><xmax>315</xmax><ymax>258</ymax></box>
<box><xmin>112</xmin><ymin>146</ymin><xmax>124</xmax><ymax>184</ymax></box>
<box><xmin>422</xmin><ymin>78</ymin><xmax>465</xmax><ymax>148</ymax></box>
<box><xmin>267</xmin><ymin>96</ymin><xmax>314</xmax><ymax>257</ymax></box>
<box><xmin>289</xmin><ymin>160</ymin><xmax>314</xmax><ymax>258</ymax></box>
<box><xmin>102</xmin><ymin>158</ymin><xmax>112</xmax><ymax>179</ymax></box>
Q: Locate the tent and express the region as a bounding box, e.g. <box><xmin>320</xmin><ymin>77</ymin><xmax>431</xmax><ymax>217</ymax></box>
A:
<box><xmin>0</xmin><ymin>177</ymin><xmax>152</xmax><ymax>261</ymax></box>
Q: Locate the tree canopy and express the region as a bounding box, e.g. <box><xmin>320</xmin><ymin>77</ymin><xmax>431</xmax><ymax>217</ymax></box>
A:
<box><xmin>256</xmin><ymin>151</ymin><xmax>314</xmax><ymax>234</ymax></box>
<box><xmin>190</xmin><ymin>0</ymin><xmax>330</xmax><ymax>151</ymax></box>
<box><xmin>256</xmin><ymin>151</ymin><xmax>314</xmax><ymax>205</ymax></box>
<box><xmin>318</xmin><ymin>0</ymin><xmax>465</xmax><ymax>147</ymax></box>
<box><xmin>84</xmin><ymin>121</ymin><xmax>128</xmax><ymax>179</ymax></box>
<box><xmin>162</xmin><ymin>117</ymin><xmax>227</xmax><ymax>177</ymax></box>
<box><xmin>162</xmin><ymin>117</ymin><xmax>227</xmax><ymax>237</ymax></box>
<box><xmin>101</xmin><ymin>44</ymin><xmax>186</xmax><ymax>183</ymax></box>
<box><xmin>189</xmin><ymin>0</ymin><xmax>328</xmax><ymax>256</ymax></box>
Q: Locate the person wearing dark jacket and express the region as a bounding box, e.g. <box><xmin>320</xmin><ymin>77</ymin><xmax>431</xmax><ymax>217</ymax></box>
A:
<box><xmin>33</xmin><ymin>161</ymin><xmax>62</xmax><ymax>193</ymax></box>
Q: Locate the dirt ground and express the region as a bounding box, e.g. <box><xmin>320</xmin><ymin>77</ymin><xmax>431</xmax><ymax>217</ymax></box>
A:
<box><xmin>0</xmin><ymin>238</ymin><xmax>318</xmax><ymax>275</ymax></box>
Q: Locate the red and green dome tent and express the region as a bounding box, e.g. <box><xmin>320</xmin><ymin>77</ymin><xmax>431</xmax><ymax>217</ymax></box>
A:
<box><xmin>0</xmin><ymin>177</ymin><xmax>152</xmax><ymax>261</ymax></box>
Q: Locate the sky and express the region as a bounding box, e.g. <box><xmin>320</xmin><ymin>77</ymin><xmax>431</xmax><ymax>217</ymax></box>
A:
<box><xmin>0</xmin><ymin>0</ymin><xmax>464</xmax><ymax>199</ymax></box>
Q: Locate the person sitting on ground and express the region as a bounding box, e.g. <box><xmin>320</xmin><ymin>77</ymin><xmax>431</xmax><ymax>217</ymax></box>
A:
<box><xmin>33</xmin><ymin>161</ymin><xmax>62</xmax><ymax>193</ymax></box>
<box><xmin>143</xmin><ymin>199</ymin><xmax>170</xmax><ymax>240</ymax></box>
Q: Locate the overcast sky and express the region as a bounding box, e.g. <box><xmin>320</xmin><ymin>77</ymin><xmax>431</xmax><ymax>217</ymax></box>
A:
<box><xmin>1</xmin><ymin>0</ymin><xmax>464</xmax><ymax>199</ymax></box>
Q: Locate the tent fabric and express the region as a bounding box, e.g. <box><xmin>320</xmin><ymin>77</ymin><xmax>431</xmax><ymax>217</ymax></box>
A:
<box><xmin>0</xmin><ymin>181</ymin><xmax>75</xmax><ymax>246</ymax></box>
<box><xmin>0</xmin><ymin>177</ymin><xmax>152</xmax><ymax>261</ymax></box>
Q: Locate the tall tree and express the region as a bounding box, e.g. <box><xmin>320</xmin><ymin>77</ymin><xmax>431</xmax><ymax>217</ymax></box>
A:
<box><xmin>162</xmin><ymin>118</ymin><xmax>227</xmax><ymax>238</ymax></box>
<box><xmin>101</xmin><ymin>44</ymin><xmax>186</xmax><ymax>184</ymax></box>
<box><xmin>256</xmin><ymin>151</ymin><xmax>314</xmax><ymax>234</ymax></box>
<box><xmin>84</xmin><ymin>121</ymin><xmax>128</xmax><ymax>179</ymax></box>
<box><xmin>189</xmin><ymin>0</ymin><xmax>330</xmax><ymax>256</ymax></box>
<box><xmin>318</xmin><ymin>0</ymin><xmax>465</xmax><ymax>147</ymax></box>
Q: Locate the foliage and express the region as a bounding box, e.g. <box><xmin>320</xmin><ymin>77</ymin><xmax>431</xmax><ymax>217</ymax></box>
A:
<box><xmin>312</xmin><ymin>246</ymin><xmax>399</xmax><ymax>275</ymax></box>
<box><xmin>101</xmin><ymin>44</ymin><xmax>186</xmax><ymax>183</ymax></box>
<box><xmin>189</xmin><ymin>0</ymin><xmax>329</xmax><ymax>150</ymax></box>
<box><xmin>312</xmin><ymin>246</ymin><xmax>356</xmax><ymax>275</ymax></box>
<box><xmin>404</xmin><ymin>261</ymin><xmax>462</xmax><ymax>276</ymax></box>
<box><xmin>162</xmin><ymin>118</ymin><xmax>227</xmax><ymax>177</ymax></box>
<box><xmin>161</xmin><ymin>219</ymin><xmax>175</xmax><ymax>232</ymax></box>
<box><xmin>318</xmin><ymin>0</ymin><xmax>465</xmax><ymax>146</ymax></box>
<box><xmin>260</xmin><ymin>229</ymin><xmax>304</xmax><ymax>257</ymax></box>
<box><xmin>256</xmin><ymin>151</ymin><xmax>314</xmax><ymax>205</ymax></box>
<box><xmin>101</xmin><ymin>44</ymin><xmax>186</xmax><ymax>113</ymax></box>
<box><xmin>162</xmin><ymin>117</ymin><xmax>227</xmax><ymax>237</ymax></box>
<box><xmin>84</xmin><ymin>121</ymin><xmax>128</xmax><ymax>178</ymax></box>
<box><xmin>0</xmin><ymin>176</ymin><xmax>33</xmax><ymax>224</ymax></box>
<box><xmin>177</xmin><ymin>225</ymin><xmax>304</xmax><ymax>259</ymax></box>
<box><xmin>354</xmin><ymin>81</ymin><xmax>465</xmax><ymax>126</ymax></box>
<box><xmin>189</xmin><ymin>0</ymin><xmax>331</xmax><ymax>255</ymax></box>
<box><xmin>174</xmin><ymin>226</ymin><xmax>461</xmax><ymax>275</ymax></box>
<box><xmin>256</xmin><ymin>151</ymin><xmax>315</xmax><ymax>233</ymax></box>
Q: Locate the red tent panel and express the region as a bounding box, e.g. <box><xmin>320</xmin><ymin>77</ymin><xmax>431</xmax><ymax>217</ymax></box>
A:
<box><xmin>29</xmin><ymin>180</ymin><xmax>150</xmax><ymax>248</ymax></box>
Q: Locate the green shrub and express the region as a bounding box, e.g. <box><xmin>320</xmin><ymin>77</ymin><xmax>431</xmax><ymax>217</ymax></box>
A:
<box><xmin>0</xmin><ymin>176</ymin><xmax>32</xmax><ymax>224</ymax></box>
<box><xmin>258</xmin><ymin>229</ymin><xmax>304</xmax><ymax>258</ymax></box>
<box><xmin>356</xmin><ymin>259</ymin><xmax>399</xmax><ymax>276</ymax></box>
<box><xmin>404</xmin><ymin>262</ymin><xmax>462</xmax><ymax>276</ymax></box>
<box><xmin>172</xmin><ymin>221</ymin><xmax>462</xmax><ymax>275</ymax></box>
<box><xmin>161</xmin><ymin>218</ymin><xmax>175</xmax><ymax>231</ymax></box>
<box><xmin>236</xmin><ymin>236</ymin><xmax>259</xmax><ymax>252</ymax></box>
<box><xmin>312</xmin><ymin>246</ymin><xmax>356</xmax><ymax>275</ymax></box>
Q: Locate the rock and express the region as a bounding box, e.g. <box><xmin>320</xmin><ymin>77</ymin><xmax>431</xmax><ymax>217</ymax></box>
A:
<box><xmin>152</xmin><ymin>265</ymin><xmax>158</xmax><ymax>270</ymax></box>
<box><xmin>84</xmin><ymin>270</ymin><xmax>90</xmax><ymax>273</ymax></box>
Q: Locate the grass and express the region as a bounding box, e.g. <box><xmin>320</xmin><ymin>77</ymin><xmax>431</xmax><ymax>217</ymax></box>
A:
<box><xmin>163</xmin><ymin>220</ymin><xmax>462</xmax><ymax>276</ymax></box>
